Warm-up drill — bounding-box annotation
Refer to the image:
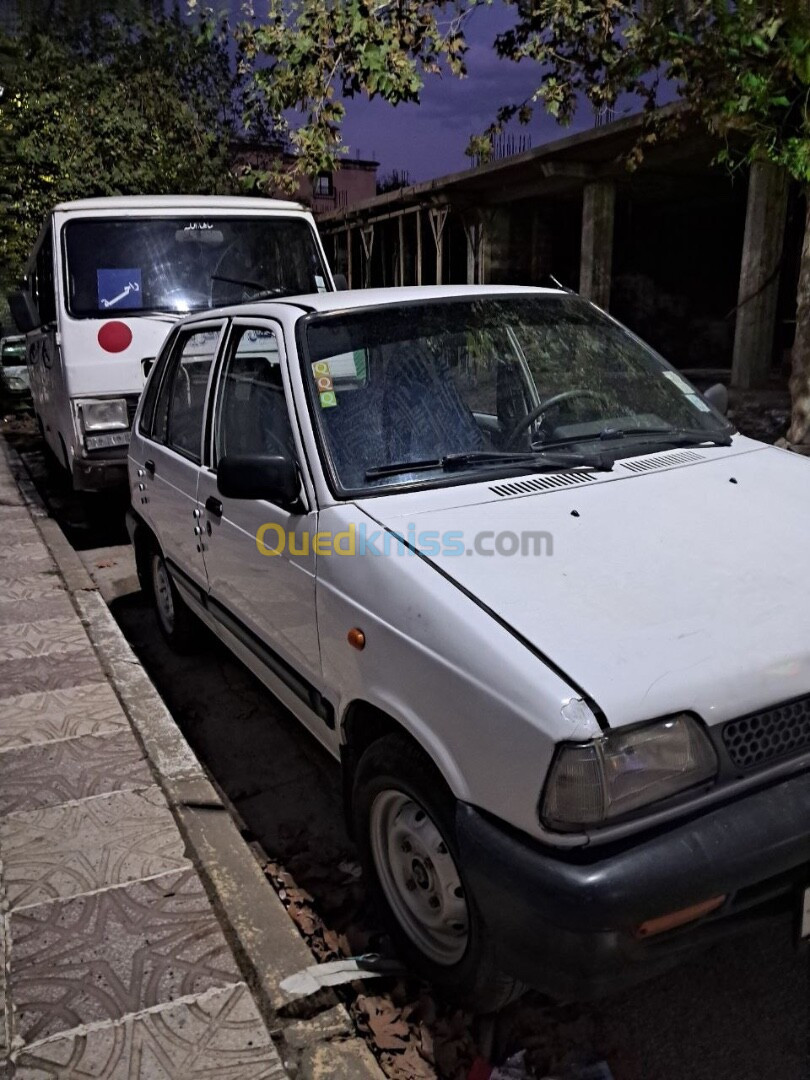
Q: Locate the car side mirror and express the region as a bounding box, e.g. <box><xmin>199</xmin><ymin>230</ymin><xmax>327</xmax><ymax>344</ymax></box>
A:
<box><xmin>9</xmin><ymin>290</ymin><xmax>39</xmax><ymax>334</ymax></box>
<box><xmin>217</xmin><ymin>454</ymin><xmax>301</xmax><ymax>509</ymax></box>
<box><xmin>703</xmin><ymin>382</ymin><xmax>729</xmax><ymax>416</ymax></box>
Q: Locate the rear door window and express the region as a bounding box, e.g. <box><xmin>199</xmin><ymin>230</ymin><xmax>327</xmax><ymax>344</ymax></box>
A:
<box><xmin>152</xmin><ymin>327</ymin><xmax>222</xmax><ymax>461</ymax></box>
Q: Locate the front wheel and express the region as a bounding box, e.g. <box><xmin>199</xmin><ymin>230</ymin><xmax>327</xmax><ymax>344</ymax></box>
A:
<box><xmin>150</xmin><ymin>549</ymin><xmax>200</xmax><ymax>654</ymax></box>
<box><xmin>352</xmin><ymin>734</ymin><xmax>523</xmax><ymax>1013</ymax></box>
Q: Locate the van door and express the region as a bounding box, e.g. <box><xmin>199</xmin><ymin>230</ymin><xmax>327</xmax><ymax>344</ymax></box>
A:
<box><xmin>195</xmin><ymin>321</ymin><xmax>325</xmax><ymax>733</ymax></box>
<box><xmin>134</xmin><ymin>323</ymin><xmax>224</xmax><ymax>592</ymax></box>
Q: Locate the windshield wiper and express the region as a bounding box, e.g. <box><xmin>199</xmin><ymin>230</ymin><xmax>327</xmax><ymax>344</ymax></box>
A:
<box><xmin>539</xmin><ymin>427</ymin><xmax>733</xmax><ymax>452</ymax></box>
<box><xmin>365</xmin><ymin>449</ymin><xmax>614</xmax><ymax>481</ymax></box>
<box><xmin>210</xmin><ymin>274</ymin><xmax>288</xmax><ymax>301</ymax></box>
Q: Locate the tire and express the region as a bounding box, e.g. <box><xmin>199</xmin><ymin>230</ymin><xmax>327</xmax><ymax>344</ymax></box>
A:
<box><xmin>352</xmin><ymin>733</ymin><xmax>524</xmax><ymax>1013</ymax></box>
<box><xmin>149</xmin><ymin>547</ymin><xmax>200</xmax><ymax>654</ymax></box>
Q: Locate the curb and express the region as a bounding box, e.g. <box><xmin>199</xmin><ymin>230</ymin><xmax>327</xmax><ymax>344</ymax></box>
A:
<box><xmin>5</xmin><ymin>443</ymin><xmax>384</xmax><ymax>1080</ymax></box>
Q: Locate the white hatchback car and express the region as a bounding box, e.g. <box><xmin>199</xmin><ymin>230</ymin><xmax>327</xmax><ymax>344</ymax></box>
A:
<box><xmin>128</xmin><ymin>285</ymin><xmax>810</xmax><ymax>1010</ymax></box>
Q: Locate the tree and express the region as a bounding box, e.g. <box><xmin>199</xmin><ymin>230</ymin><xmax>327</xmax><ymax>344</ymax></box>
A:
<box><xmin>0</xmin><ymin>9</ymin><xmax>240</xmax><ymax>296</ymax></box>
<box><xmin>234</xmin><ymin>0</ymin><xmax>470</xmax><ymax>192</ymax></box>
<box><xmin>479</xmin><ymin>0</ymin><xmax>810</xmax><ymax>448</ymax></box>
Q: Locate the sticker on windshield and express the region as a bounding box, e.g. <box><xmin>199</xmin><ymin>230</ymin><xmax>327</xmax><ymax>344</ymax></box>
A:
<box><xmin>312</xmin><ymin>360</ymin><xmax>331</xmax><ymax>378</ymax></box>
<box><xmin>315</xmin><ymin>275</ymin><xmax>327</xmax><ymax>294</ymax></box>
<box><xmin>97</xmin><ymin>269</ymin><xmax>142</xmax><ymax>310</ymax></box>
<box><xmin>319</xmin><ymin>390</ymin><xmax>338</xmax><ymax>408</ymax></box>
<box><xmin>663</xmin><ymin>370</ymin><xmax>694</xmax><ymax>395</ymax></box>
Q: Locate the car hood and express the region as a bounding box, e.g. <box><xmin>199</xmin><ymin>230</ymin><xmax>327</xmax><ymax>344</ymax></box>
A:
<box><xmin>358</xmin><ymin>441</ymin><xmax>810</xmax><ymax>728</ymax></box>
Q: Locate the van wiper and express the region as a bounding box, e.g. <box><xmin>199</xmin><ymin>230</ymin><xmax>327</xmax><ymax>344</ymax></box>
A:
<box><xmin>365</xmin><ymin>449</ymin><xmax>614</xmax><ymax>481</ymax></box>
<box><xmin>539</xmin><ymin>427</ymin><xmax>733</xmax><ymax>451</ymax></box>
<box><xmin>210</xmin><ymin>274</ymin><xmax>288</xmax><ymax>301</ymax></box>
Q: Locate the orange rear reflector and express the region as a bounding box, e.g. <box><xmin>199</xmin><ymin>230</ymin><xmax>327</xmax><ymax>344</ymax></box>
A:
<box><xmin>634</xmin><ymin>895</ymin><xmax>726</xmax><ymax>939</ymax></box>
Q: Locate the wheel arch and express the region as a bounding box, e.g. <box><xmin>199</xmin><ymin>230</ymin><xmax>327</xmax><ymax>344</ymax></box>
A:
<box><xmin>339</xmin><ymin>698</ymin><xmax>467</xmax><ymax>836</ymax></box>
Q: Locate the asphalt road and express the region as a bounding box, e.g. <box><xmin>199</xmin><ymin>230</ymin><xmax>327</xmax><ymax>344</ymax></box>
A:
<box><xmin>10</xmin><ymin>434</ymin><xmax>810</xmax><ymax>1080</ymax></box>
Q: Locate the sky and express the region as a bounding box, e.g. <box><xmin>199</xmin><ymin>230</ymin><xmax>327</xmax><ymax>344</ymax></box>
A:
<box><xmin>338</xmin><ymin>3</ymin><xmax>597</xmax><ymax>181</ymax></box>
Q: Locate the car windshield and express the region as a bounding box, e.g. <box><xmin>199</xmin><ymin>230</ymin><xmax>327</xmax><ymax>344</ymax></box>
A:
<box><xmin>1</xmin><ymin>340</ymin><xmax>25</xmax><ymax>367</ymax></box>
<box><xmin>303</xmin><ymin>294</ymin><xmax>733</xmax><ymax>493</ymax></box>
<box><xmin>64</xmin><ymin>216</ymin><xmax>329</xmax><ymax>317</ymax></box>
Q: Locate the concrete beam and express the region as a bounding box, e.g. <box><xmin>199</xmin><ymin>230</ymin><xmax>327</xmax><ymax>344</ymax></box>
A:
<box><xmin>579</xmin><ymin>180</ymin><xmax>616</xmax><ymax>309</ymax></box>
<box><xmin>731</xmin><ymin>160</ymin><xmax>789</xmax><ymax>389</ymax></box>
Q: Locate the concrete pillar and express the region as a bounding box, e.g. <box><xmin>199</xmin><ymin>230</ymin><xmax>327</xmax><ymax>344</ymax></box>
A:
<box><xmin>346</xmin><ymin>227</ymin><xmax>353</xmax><ymax>289</ymax></box>
<box><xmin>579</xmin><ymin>180</ymin><xmax>615</xmax><ymax>309</ymax></box>
<box><xmin>398</xmin><ymin>214</ymin><xmax>406</xmax><ymax>285</ymax></box>
<box><xmin>416</xmin><ymin>210</ymin><xmax>423</xmax><ymax>285</ymax></box>
<box><xmin>429</xmin><ymin>208</ymin><xmax>448</xmax><ymax>285</ymax></box>
<box><xmin>731</xmin><ymin>161</ymin><xmax>789</xmax><ymax>389</ymax></box>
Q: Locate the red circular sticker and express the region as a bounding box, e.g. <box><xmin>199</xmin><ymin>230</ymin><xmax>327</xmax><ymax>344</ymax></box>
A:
<box><xmin>97</xmin><ymin>321</ymin><xmax>132</xmax><ymax>353</ymax></box>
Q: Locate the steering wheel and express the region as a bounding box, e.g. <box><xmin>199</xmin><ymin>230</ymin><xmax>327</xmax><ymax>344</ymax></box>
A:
<box><xmin>504</xmin><ymin>389</ymin><xmax>611</xmax><ymax>450</ymax></box>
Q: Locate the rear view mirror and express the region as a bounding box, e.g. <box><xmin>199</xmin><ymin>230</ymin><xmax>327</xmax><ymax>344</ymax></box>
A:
<box><xmin>703</xmin><ymin>383</ymin><xmax>729</xmax><ymax>416</ymax></box>
<box><xmin>9</xmin><ymin>290</ymin><xmax>38</xmax><ymax>334</ymax></box>
<box><xmin>217</xmin><ymin>454</ymin><xmax>300</xmax><ymax>509</ymax></box>
<box><xmin>333</xmin><ymin>273</ymin><xmax>349</xmax><ymax>291</ymax></box>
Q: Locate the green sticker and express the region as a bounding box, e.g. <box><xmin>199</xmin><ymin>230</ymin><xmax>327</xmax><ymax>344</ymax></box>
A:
<box><xmin>319</xmin><ymin>390</ymin><xmax>338</xmax><ymax>408</ymax></box>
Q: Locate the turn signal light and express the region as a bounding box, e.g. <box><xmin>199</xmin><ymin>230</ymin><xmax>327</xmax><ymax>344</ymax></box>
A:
<box><xmin>634</xmin><ymin>895</ymin><xmax>726</xmax><ymax>939</ymax></box>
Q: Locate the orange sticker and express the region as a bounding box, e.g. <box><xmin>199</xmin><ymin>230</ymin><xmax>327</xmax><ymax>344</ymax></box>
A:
<box><xmin>316</xmin><ymin>375</ymin><xmax>334</xmax><ymax>391</ymax></box>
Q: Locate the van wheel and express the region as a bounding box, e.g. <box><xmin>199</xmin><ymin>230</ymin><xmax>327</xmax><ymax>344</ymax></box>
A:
<box><xmin>150</xmin><ymin>549</ymin><xmax>200</xmax><ymax>654</ymax></box>
<box><xmin>352</xmin><ymin>734</ymin><xmax>524</xmax><ymax>1013</ymax></box>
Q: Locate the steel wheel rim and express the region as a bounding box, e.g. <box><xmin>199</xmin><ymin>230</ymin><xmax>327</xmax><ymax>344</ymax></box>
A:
<box><xmin>152</xmin><ymin>555</ymin><xmax>175</xmax><ymax>634</ymax></box>
<box><xmin>369</xmin><ymin>789</ymin><xmax>469</xmax><ymax>966</ymax></box>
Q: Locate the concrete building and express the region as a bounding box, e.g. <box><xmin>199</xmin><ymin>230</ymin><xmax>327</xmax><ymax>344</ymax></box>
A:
<box><xmin>230</xmin><ymin>142</ymin><xmax>379</xmax><ymax>215</ymax></box>
<box><xmin>317</xmin><ymin>112</ymin><xmax>801</xmax><ymax>389</ymax></box>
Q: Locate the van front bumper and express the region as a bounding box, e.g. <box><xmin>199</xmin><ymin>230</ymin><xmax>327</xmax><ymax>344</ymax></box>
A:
<box><xmin>73</xmin><ymin>446</ymin><xmax>129</xmax><ymax>490</ymax></box>
<box><xmin>456</xmin><ymin>768</ymin><xmax>810</xmax><ymax>1000</ymax></box>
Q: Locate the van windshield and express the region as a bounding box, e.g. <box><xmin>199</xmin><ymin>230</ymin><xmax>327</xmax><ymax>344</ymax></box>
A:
<box><xmin>63</xmin><ymin>216</ymin><xmax>329</xmax><ymax>317</ymax></box>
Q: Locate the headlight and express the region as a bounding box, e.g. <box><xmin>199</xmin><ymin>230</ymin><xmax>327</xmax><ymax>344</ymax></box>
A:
<box><xmin>542</xmin><ymin>714</ymin><xmax>717</xmax><ymax>829</ymax></box>
<box><xmin>78</xmin><ymin>399</ymin><xmax>128</xmax><ymax>432</ymax></box>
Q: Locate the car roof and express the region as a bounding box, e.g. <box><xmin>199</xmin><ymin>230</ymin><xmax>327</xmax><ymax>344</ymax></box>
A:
<box><xmin>199</xmin><ymin>284</ymin><xmax>568</xmax><ymax>321</ymax></box>
<box><xmin>52</xmin><ymin>195</ymin><xmax>305</xmax><ymax>213</ymax></box>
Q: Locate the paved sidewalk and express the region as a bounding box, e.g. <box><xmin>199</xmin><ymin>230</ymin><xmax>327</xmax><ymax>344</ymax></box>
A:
<box><xmin>0</xmin><ymin>441</ymin><xmax>287</xmax><ymax>1078</ymax></box>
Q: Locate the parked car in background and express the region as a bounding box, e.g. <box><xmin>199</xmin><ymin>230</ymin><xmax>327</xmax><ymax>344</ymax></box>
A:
<box><xmin>0</xmin><ymin>335</ymin><xmax>31</xmax><ymax>412</ymax></box>
<box><xmin>128</xmin><ymin>284</ymin><xmax>810</xmax><ymax>1010</ymax></box>
<box><xmin>9</xmin><ymin>195</ymin><xmax>334</xmax><ymax>491</ymax></box>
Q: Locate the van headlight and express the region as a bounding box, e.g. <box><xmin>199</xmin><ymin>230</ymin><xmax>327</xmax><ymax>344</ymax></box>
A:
<box><xmin>77</xmin><ymin>399</ymin><xmax>129</xmax><ymax>432</ymax></box>
<box><xmin>541</xmin><ymin>714</ymin><xmax>717</xmax><ymax>829</ymax></box>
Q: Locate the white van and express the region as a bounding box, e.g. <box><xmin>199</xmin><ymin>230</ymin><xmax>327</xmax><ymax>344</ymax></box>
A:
<box><xmin>10</xmin><ymin>196</ymin><xmax>334</xmax><ymax>490</ymax></box>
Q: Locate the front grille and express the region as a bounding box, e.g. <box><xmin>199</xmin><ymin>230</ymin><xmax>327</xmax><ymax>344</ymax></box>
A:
<box><xmin>722</xmin><ymin>695</ymin><xmax>810</xmax><ymax>770</ymax></box>
<box><xmin>125</xmin><ymin>394</ymin><xmax>140</xmax><ymax>427</ymax></box>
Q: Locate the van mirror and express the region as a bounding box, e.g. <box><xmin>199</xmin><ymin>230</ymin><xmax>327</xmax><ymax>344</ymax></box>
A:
<box><xmin>217</xmin><ymin>454</ymin><xmax>300</xmax><ymax>509</ymax></box>
<box><xmin>703</xmin><ymin>382</ymin><xmax>729</xmax><ymax>416</ymax></box>
<box><xmin>9</xmin><ymin>290</ymin><xmax>38</xmax><ymax>334</ymax></box>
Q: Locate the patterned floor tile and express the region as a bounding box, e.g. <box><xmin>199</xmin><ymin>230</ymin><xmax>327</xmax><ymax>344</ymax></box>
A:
<box><xmin>0</xmin><ymin>594</ymin><xmax>74</xmax><ymax>628</ymax></box>
<box><xmin>4</xmin><ymin>538</ymin><xmax>49</xmax><ymax>559</ymax></box>
<box><xmin>9</xmin><ymin>868</ymin><xmax>241</xmax><ymax>1044</ymax></box>
<box><xmin>0</xmin><ymin>555</ymin><xmax>55</xmax><ymax>577</ymax></box>
<box><xmin>0</xmin><ymin>653</ymin><xmax>104</xmax><ymax>700</ymax></box>
<box><xmin>12</xmin><ymin>984</ymin><xmax>285</xmax><ymax>1079</ymax></box>
<box><xmin>0</xmin><ymin>577</ymin><xmax>64</xmax><ymax>603</ymax></box>
<box><xmin>0</xmin><ymin>731</ymin><xmax>152</xmax><ymax>815</ymax></box>
<box><xmin>0</xmin><ymin>685</ymin><xmax>129</xmax><ymax>751</ymax></box>
<box><xmin>0</xmin><ymin>618</ymin><xmax>89</xmax><ymax>662</ymax></box>
<box><xmin>0</xmin><ymin>506</ymin><xmax>29</xmax><ymax>521</ymax></box>
<box><xmin>0</xmin><ymin>787</ymin><xmax>189</xmax><ymax>909</ymax></box>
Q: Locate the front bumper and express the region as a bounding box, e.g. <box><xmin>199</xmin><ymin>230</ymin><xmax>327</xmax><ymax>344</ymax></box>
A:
<box><xmin>456</xmin><ymin>767</ymin><xmax>810</xmax><ymax>1000</ymax></box>
<box><xmin>72</xmin><ymin>446</ymin><xmax>129</xmax><ymax>491</ymax></box>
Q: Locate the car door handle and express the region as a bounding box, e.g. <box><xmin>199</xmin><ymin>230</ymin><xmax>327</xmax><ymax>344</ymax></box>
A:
<box><xmin>205</xmin><ymin>495</ymin><xmax>223</xmax><ymax>519</ymax></box>
<box><xmin>144</xmin><ymin>459</ymin><xmax>155</xmax><ymax>476</ymax></box>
